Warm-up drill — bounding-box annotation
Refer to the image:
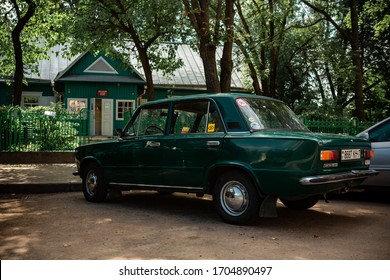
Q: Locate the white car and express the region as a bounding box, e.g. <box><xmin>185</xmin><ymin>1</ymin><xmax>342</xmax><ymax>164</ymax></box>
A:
<box><xmin>357</xmin><ymin>117</ymin><xmax>390</xmax><ymax>188</ymax></box>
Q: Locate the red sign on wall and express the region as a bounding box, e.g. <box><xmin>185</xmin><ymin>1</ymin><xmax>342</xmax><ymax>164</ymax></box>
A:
<box><xmin>97</xmin><ymin>89</ymin><xmax>109</xmax><ymax>96</ymax></box>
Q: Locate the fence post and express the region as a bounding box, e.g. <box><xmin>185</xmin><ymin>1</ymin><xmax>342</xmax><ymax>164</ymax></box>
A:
<box><xmin>350</xmin><ymin>117</ymin><xmax>359</xmax><ymax>136</ymax></box>
<box><xmin>7</xmin><ymin>107</ymin><xmax>22</xmax><ymax>151</ymax></box>
<box><xmin>79</xmin><ymin>108</ymin><xmax>90</xmax><ymax>144</ymax></box>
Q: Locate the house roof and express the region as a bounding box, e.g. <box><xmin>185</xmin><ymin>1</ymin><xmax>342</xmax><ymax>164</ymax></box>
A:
<box><xmin>25</xmin><ymin>45</ymin><xmax>74</xmax><ymax>82</ymax></box>
<box><xmin>148</xmin><ymin>44</ymin><xmax>245</xmax><ymax>90</ymax></box>
<box><xmin>24</xmin><ymin>44</ymin><xmax>247</xmax><ymax>90</ymax></box>
<box><xmin>54</xmin><ymin>52</ymin><xmax>145</xmax><ymax>84</ymax></box>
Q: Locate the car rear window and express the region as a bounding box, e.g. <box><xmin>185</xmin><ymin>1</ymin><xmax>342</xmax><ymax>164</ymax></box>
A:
<box><xmin>236</xmin><ymin>97</ymin><xmax>308</xmax><ymax>131</ymax></box>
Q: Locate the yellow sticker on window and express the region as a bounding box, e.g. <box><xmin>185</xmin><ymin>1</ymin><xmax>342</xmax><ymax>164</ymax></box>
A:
<box><xmin>181</xmin><ymin>127</ymin><xmax>190</xmax><ymax>134</ymax></box>
<box><xmin>208</xmin><ymin>123</ymin><xmax>215</xmax><ymax>133</ymax></box>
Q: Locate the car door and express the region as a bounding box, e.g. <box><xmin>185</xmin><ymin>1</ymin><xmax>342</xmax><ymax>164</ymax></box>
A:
<box><xmin>367</xmin><ymin>118</ymin><xmax>390</xmax><ymax>186</ymax></box>
<box><xmin>112</xmin><ymin>104</ymin><xmax>169</xmax><ymax>186</ymax></box>
<box><xmin>162</xmin><ymin>99</ymin><xmax>225</xmax><ymax>188</ymax></box>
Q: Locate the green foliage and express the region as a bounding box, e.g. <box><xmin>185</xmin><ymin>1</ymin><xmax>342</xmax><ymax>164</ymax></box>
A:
<box><xmin>359</xmin><ymin>0</ymin><xmax>390</xmax><ymax>120</ymax></box>
<box><xmin>236</xmin><ymin>0</ymin><xmax>389</xmax><ymax>121</ymax></box>
<box><xmin>0</xmin><ymin>103</ymin><xmax>87</xmax><ymax>151</ymax></box>
<box><xmin>0</xmin><ymin>1</ymin><xmax>72</xmax><ymax>81</ymax></box>
<box><xmin>65</xmin><ymin>0</ymin><xmax>184</xmax><ymax>77</ymax></box>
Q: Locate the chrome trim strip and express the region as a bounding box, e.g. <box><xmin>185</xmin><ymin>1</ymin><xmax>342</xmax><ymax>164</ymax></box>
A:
<box><xmin>109</xmin><ymin>182</ymin><xmax>201</xmax><ymax>190</ymax></box>
<box><xmin>300</xmin><ymin>169</ymin><xmax>379</xmax><ymax>186</ymax></box>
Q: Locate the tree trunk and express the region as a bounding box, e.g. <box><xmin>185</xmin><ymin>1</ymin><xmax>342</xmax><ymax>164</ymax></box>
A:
<box><xmin>220</xmin><ymin>0</ymin><xmax>234</xmax><ymax>92</ymax></box>
<box><xmin>268</xmin><ymin>0</ymin><xmax>277</xmax><ymax>98</ymax></box>
<box><xmin>11</xmin><ymin>0</ymin><xmax>36</xmax><ymax>106</ymax></box>
<box><xmin>350</xmin><ymin>0</ymin><xmax>365</xmax><ymax>120</ymax></box>
<box><xmin>313</xmin><ymin>68</ymin><xmax>325</xmax><ymax>102</ymax></box>
<box><xmin>325</xmin><ymin>64</ymin><xmax>336</xmax><ymax>100</ymax></box>
<box><xmin>235</xmin><ymin>0</ymin><xmax>263</xmax><ymax>95</ymax></box>
<box><xmin>183</xmin><ymin>0</ymin><xmax>221</xmax><ymax>93</ymax></box>
<box><xmin>236</xmin><ymin>40</ymin><xmax>262</xmax><ymax>94</ymax></box>
<box><xmin>199</xmin><ymin>39</ymin><xmax>221</xmax><ymax>93</ymax></box>
<box><xmin>11</xmin><ymin>33</ymin><xmax>23</xmax><ymax>106</ymax></box>
<box><xmin>260</xmin><ymin>16</ymin><xmax>270</xmax><ymax>97</ymax></box>
<box><xmin>137</xmin><ymin>48</ymin><xmax>155</xmax><ymax>100</ymax></box>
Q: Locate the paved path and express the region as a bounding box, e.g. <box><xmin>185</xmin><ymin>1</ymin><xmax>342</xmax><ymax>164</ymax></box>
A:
<box><xmin>0</xmin><ymin>164</ymin><xmax>81</xmax><ymax>193</ymax></box>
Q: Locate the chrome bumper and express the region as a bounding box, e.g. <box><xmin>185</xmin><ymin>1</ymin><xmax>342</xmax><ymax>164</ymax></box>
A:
<box><xmin>300</xmin><ymin>170</ymin><xmax>379</xmax><ymax>186</ymax></box>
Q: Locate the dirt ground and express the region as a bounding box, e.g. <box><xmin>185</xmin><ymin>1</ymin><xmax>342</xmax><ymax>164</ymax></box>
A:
<box><xmin>0</xmin><ymin>191</ymin><xmax>389</xmax><ymax>260</ymax></box>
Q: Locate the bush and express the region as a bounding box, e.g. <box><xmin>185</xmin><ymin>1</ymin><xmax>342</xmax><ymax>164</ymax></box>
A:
<box><xmin>0</xmin><ymin>103</ymin><xmax>88</xmax><ymax>152</ymax></box>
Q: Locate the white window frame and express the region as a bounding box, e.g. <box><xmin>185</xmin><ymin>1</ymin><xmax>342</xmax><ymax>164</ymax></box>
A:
<box><xmin>67</xmin><ymin>98</ymin><xmax>88</xmax><ymax>114</ymax></box>
<box><xmin>21</xmin><ymin>92</ymin><xmax>42</xmax><ymax>108</ymax></box>
<box><xmin>84</xmin><ymin>57</ymin><xmax>118</xmax><ymax>74</ymax></box>
<box><xmin>116</xmin><ymin>99</ymin><xmax>135</xmax><ymax>120</ymax></box>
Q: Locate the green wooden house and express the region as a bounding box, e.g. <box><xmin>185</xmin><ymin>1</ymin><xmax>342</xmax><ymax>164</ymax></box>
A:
<box><xmin>54</xmin><ymin>52</ymin><xmax>145</xmax><ymax>136</ymax></box>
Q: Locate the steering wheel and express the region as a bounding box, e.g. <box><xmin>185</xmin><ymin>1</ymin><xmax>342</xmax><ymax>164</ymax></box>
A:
<box><xmin>145</xmin><ymin>125</ymin><xmax>164</xmax><ymax>135</ymax></box>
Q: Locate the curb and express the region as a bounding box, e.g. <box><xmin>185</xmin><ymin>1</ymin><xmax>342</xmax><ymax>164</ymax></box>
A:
<box><xmin>0</xmin><ymin>183</ymin><xmax>82</xmax><ymax>194</ymax></box>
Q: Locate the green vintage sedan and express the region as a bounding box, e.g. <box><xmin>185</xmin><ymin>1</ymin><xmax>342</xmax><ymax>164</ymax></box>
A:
<box><xmin>74</xmin><ymin>93</ymin><xmax>378</xmax><ymax>225</ymax></box>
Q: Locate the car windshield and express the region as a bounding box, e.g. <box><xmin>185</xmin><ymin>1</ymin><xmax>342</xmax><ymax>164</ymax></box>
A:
<box><xmin>236</xmin><ymin>97</ymin><xmax>308</xmax><ymax>131</ymax></box>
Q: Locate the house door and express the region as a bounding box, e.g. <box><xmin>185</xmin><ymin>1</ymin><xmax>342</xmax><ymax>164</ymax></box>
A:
<box><xmin>90</xmin><ymin>98</ymin><xmax>113</xmax><ymax>136</ymax></box>
<box><xmin>101</xmin><ymin>99</ymin><xmax>113</xmax><ymax>136</ymax></box>
<box><xmin>90</xmin><ymin>98</ymin><xmax>96</xmax><ymax>136</ymax></box>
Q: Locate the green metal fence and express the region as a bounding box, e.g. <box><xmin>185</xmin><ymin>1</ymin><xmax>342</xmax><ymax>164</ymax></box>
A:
<box><xmin>303</xmin><ymin>117</ymin><xmax>376</xmax><ymax>136</ymax></box>
<box><xmin>0</xmin><ymin>107</ymin><xmax>89</xmax><ymax>152</ymax></box>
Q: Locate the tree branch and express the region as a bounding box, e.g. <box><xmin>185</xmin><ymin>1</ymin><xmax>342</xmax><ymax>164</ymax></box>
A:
<box><xmin>301</xmin><ymin>0</ymin><xmax>351</xmax><ymax>42</ymax></box>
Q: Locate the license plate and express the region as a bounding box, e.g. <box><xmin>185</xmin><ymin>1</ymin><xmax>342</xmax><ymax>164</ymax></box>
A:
<box><xmin>341</xmin><ymin>149</ymin><xmax>361</xmax><ymax>161</ymax></box>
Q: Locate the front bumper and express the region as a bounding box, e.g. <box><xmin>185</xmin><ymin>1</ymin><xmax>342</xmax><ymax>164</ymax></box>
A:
<box><xmin>300</xmin><ymin>169</ymin><xmax>379</xmax><ymax>186</ymax></box>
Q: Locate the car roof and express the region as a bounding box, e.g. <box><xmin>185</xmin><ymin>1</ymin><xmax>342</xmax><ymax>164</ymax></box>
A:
<box><xmin>140</xmin><ymin>92</ymin><xmax>282</xmax><ymax>107</ymax></box>
<box><xmin>357</xmin><ymin>116</ymin><xmax>390</xmax><ymax>135</ymax></box>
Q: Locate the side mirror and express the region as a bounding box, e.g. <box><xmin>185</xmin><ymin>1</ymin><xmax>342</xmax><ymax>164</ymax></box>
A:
<box><xmin>359</xmin><ymin>132</ymin><xmax>370</xmax><ymax>140</ymax></box>
<box><xmin>116</xmin><ymin>128</ymin><xmax>123</xmax><ymax>137</ymax></box>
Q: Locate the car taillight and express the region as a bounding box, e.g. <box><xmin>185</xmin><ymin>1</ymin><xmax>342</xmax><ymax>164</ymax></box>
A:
<box><xmin>364</xmin><ymin>149</ymin><xmax>375</xmax><ymax>159</ymax></box>
<box><xmin>320</xmin><ymin>150</ymin><xmax>339</xmax><ymax>161</ymax></box>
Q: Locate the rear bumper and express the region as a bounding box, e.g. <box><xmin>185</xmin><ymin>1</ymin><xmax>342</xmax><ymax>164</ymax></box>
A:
<box><xmin>300</xmin><ymin>170</ymin><xmax>379</xmax><ymax>186</ymax></box>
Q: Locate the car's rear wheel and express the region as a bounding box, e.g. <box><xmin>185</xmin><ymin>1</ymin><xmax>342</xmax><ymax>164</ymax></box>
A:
<box><xmin>280</xmin><ymin>195</ymin><xmax>320</xmax><ymax>210</ymax></box>
<box><xmin>82</xmin><ymin>163</ymin><xmax>108</xmax><ymax>202</ymax></box>
<box><xmin>213</xmin><ymin>172</ymin><xmax>261</xmax><ymax>225</ymax></box>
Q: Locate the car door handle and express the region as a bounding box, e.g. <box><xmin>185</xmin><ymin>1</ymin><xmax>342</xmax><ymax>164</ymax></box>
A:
<box><xmin>145</xmin><ymin>141</ymin><xmax>160</xmax><ymax>148</ymax></box>
<box><xmin>207</xmin><ymin>141</ymin><xmax>220</xmax><ymax>146</ymax></box>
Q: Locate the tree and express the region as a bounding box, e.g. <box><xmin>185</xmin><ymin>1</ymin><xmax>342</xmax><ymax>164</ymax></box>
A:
<box><xmin>359</xmin><ymin>0</ymin><xmax>390</xmax><ymax>119</ymax></box>
<box><xmin>0</xmin><ymin>0</ymin><xmax>68</xmax><ymax>106</ymax></box>
<box><xmin>301</xmin><ymin>0</ymin><xmax>366</xmax><ymax>120</ymax></box>
<box><xmin>182</xmin><ymin>0</ymin><xmax>235</xmax><ymax>93</ymax></box>
<box><xmin>234</xmin><ymin>0</ymin><xmax>293</xmax><ymax>98</ymax></box>
<box><xmin>68</xmin><ymin>0</ymin><xmax>184</xmax><ymax>101</ymax></box>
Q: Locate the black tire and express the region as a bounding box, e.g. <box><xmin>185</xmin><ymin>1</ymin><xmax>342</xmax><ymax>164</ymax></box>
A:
<box><xmin>82</xmin><ymin>163</ymin><xmax>108</xmax><ymax>202</ymax></box>
<box><xmin>213</xmin><ymin>171</ymin><xmax>262</xmax><ymax>225</ymax></box>
<box><xmin>280</xmin><ymin>195</ymin><xmax>320</xmax><ymax>210</ymax></box>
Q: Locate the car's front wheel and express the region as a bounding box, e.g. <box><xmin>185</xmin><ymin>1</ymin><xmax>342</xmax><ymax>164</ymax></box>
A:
<box><xmin>280</xmin><ymin>195</ymin><xmax>320</xmax><ymax>210</ymax></box>
<box><xmin>213</xmin><ymin>172</ymin><xmax>262</xmax><ymax>225</ymax></box>
<box><xmin>82</xmin><ymin>163</ymin><xmax>108</xmax><ymax>202</ymax></box>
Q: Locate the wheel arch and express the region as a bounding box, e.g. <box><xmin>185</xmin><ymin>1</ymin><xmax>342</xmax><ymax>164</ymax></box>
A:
<box><xmin>205</xmin><ymin>163</ymin><xmax>266</xmax><ymax>198</ymax></box>
<box><xmin>79</xmin><ymin>157</ymin><xmax>103</xmax><ymax>177</ymax></box>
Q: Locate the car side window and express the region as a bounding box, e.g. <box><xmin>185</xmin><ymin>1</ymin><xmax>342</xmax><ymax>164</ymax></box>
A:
<box><xmin>369</xmin><ymin>119</ymin><xmax>390</xmax><ymax>142</ymax></box>
<box><xmin>132</xmin><ymin>105</ymin><xmax>169</xmax><ymax>136</ymax></box>
<box><xmin>171</xmin><ymin>101</ymin><xmax>223</xmax><ymax>134</ymax></box>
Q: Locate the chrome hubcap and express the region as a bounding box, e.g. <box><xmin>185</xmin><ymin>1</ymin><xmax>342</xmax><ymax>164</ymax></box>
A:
<box><xmin>86</xmin><ymin>170</ymin><xmax>98</xmax><ymax>196</ymax></box>
<box><xmin>220</xmin><ymin>181</ymin><xmax>248</xmax><ymax>216</ymax></box>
